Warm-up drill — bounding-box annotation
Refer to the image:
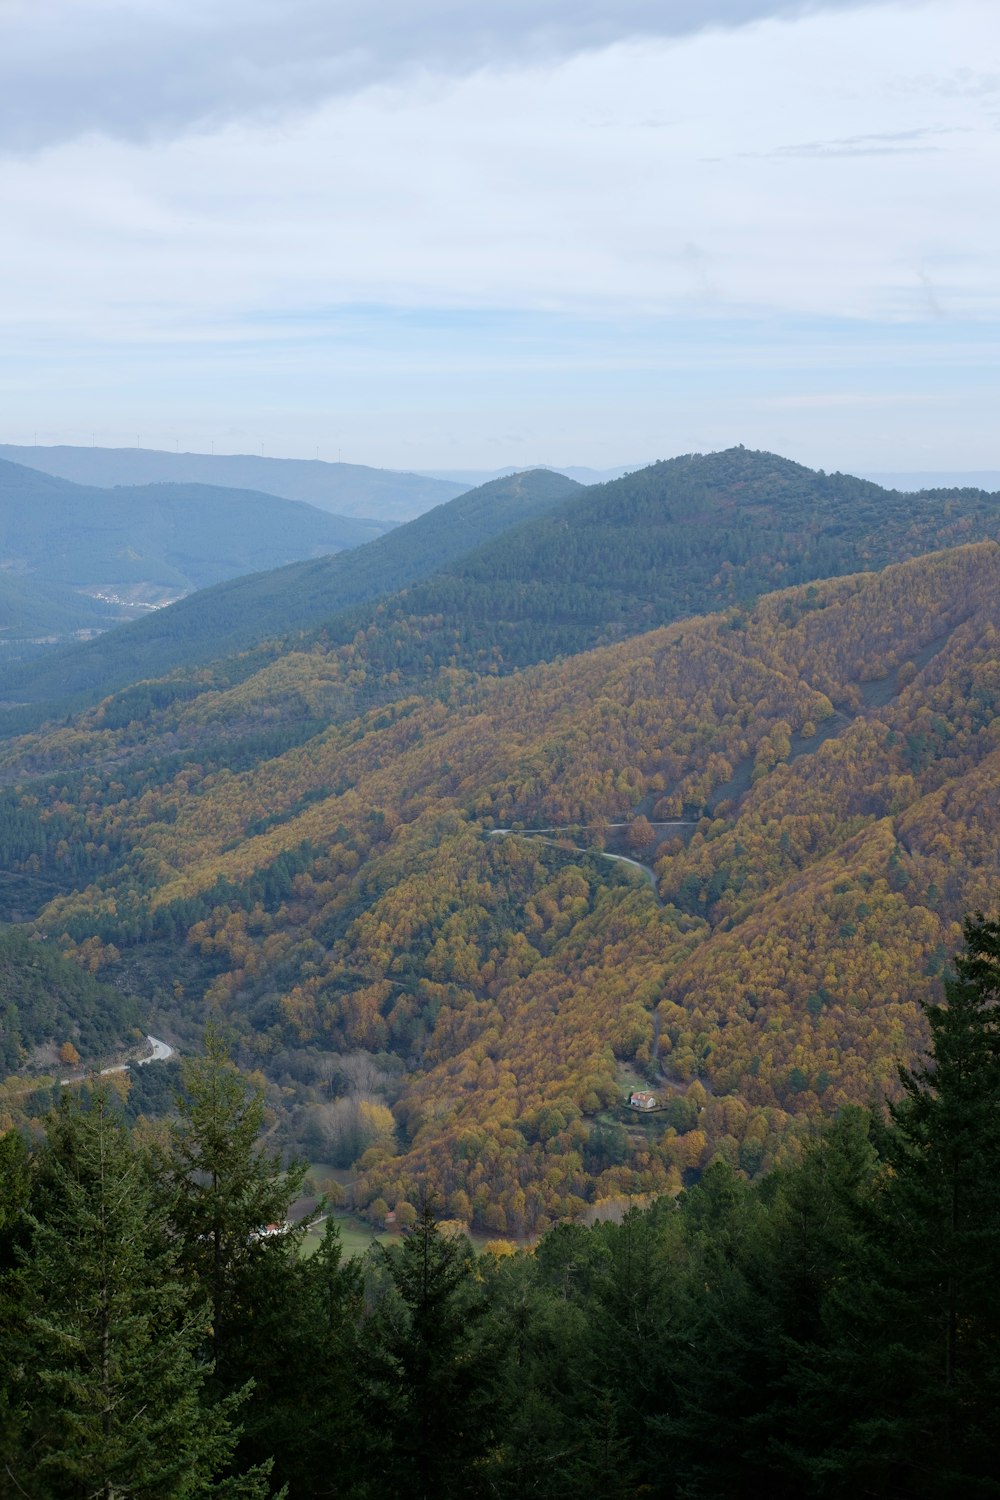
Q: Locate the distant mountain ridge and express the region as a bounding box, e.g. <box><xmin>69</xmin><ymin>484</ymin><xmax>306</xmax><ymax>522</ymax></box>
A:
<box><xmin>0</xmin><ymin>445</ymin><xmax>464</xmax><ymax>522</ymax></box>
<box><xmin>413</xmin><ymin>463</ymin><xmax>637</xmax><ymax>486</ymax></box>
<box><xmin>862</xmin><ymin>468</ymin><xmax>1000</xmax><ymax>492</ymax></box>
<box><xmin>0</xmin><ymin>467</ymin><xmax>581</xmax><ymax>713</ymax></box>
<box><xmin>0</xmin><ymin>458</ymin><xmax>388</xmax><ymax>655</ymax></box>
<box><xmin>5</xmin><ymin>446</ymin><xmax>1000</xmax><ymax>730</ymax></box>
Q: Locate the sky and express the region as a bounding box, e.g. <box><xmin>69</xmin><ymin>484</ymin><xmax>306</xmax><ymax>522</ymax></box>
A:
<box><xmin>1</xmin><ymin>0</ymin><xmax>998</xmax><ymax>473</ymax></box>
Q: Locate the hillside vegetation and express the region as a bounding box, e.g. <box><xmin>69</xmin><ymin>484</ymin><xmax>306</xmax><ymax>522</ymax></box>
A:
<box><xmin>0</xmin><ymin>468</ymin><xmax>580</xmax><ymax>713</ymax></box>
<box><xmin>0</xmin><ymin>458</ymin><xmax>387</xmax><ymax>656</ymax></box>
<box><xmin>0</xmin><ymin>926</ymin><xmax>138</xmax><ymax>1078</ymax></box>
<box><xmin>8</xmin><ymin>446</ymin><xmax>999</xmax><ymax>733</ymax></box>
<box><xmin>1</xmin><ymin>538</ymin><xmax>999</xmax><ymax>1230</ymax></box>
<box><xmin>0</xmin><ymin>571</ymin><xmax>123</xmax><ymax>643</ymax></box>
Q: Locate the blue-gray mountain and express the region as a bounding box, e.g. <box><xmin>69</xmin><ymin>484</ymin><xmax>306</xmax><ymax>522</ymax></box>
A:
<box><xmin>0</xmin><ymin>458</ymin><xmax>389</xmax><ymax>655</ymax></box>
<box><xmin>0</xmin><ymin>445</ymin><xmax>464</xmax><ymax>522</ymax></box>
<box><xmin>0</xmin><ymin>467</ymin><xmax>582</xmax><ymax>717</ymax></box>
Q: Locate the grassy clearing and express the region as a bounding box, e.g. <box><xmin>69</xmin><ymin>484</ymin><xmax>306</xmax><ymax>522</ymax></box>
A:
<box><xmin>301</xmin><ymin>1208</ymin><xmax>392</xmax><ymax>1260</ymax></box>
<box><xmin>613</xmin><ymin>1063</ymin><xmax>650</xmax><ymax>1097</ymax></box>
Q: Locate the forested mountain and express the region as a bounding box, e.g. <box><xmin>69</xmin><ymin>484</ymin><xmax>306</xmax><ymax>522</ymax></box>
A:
<box><xmin>0</xmin><ymin>443</ymin><xmax>464</xmax><ymax>520</ymax></box>
<box><xmin>7</xmin><ymin>445</ymin><xmax>999</xmax><ymax>730</ymax></box>
<box><xmin>0</xmin><ymin>458</ymin><xmax>389</xmax><ymax>655</ymax></box>
<box><xmin>0</xmin><ymin>467</ymin><xmax>581</xmax><ymax>714</ymax></box>
<box><xmin>2</xmin><ymin>538</ymin><xmax>999</xmax><ymax>1233</ymax></box>
<box><xmin>336</xmin><ymin>445</ymin><xmax>1000</xmax><ymax>690</ymax></box>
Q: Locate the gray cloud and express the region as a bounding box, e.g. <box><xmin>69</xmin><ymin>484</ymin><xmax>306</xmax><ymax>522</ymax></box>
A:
<box><xmin>0</xmin><ymin>0</ymin><xmax>895</xmax><ymax>150</ymax></box>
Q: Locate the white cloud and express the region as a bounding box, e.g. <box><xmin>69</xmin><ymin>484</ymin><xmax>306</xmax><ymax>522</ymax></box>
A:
<box><xmin>0</xmin><ymin>0</ymin><xmax>901</xmax><ymax>149</ymax></box>
<box><xmin>2</xmin><ymin>4</ymin><xmax>994</xmax><ymax>324</ymax></box>
<box><xmin>0</xmin><ymin>0</ymin><xmax>997</xmax><ymax>469</ymax></box>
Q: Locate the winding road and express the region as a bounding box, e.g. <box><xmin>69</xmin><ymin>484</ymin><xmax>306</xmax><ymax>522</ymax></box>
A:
<box><xmin>488</xmin><ymin>828</ymin><xmax>666</xmax><ymax>903</ymax></box>
<box><xmin>60</xmin><ymin>1034</ymin><xmax>176</xmax><ymax>1085</ymax></box>
<box><xmin>141</xmin><ymin>1035</ymin><xmax>174</xmax><ymax>1065</ymax></box>
<box><xmin>592</xmin><ymin>848</ymin><xmax>661</xmax><ymax>895</ymax></box>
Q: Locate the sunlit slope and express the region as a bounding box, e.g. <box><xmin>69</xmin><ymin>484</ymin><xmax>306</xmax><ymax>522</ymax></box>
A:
<box><xmin>0</xmin><ymin>468</ymin><xmax>580</xmax><ymax>714</ymax></box>
<box><xmin>6</xmin><ymin>541</ymin><xmax>1000</xmax><ymax>1228</ymax></box>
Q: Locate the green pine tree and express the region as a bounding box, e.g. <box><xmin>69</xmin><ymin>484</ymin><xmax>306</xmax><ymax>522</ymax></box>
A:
<box><xmin>228</xmin><ymin>1217</ymin><xmax>366</xmax><ymax>1497</ymax></box>
<box><xmin>0</xmin><ymin>1128</ymin><xmax>33</xmax><ymax>1486</ymax></box>
<box><xmin>368</xmin><ymin>1203</ymin><xmax>500</xmax><ymax>1500</ymax></box>
<box><xmin>5</xmin><ymin>1087</ymin><xmax>272</xmax><ymax>1499</ymax></box>
<box><xmin>159</xmin><ymin>1027</ymin><xmax>306</xmax><ymax>1373</ymax></box>
<box><xmin>827</xmin><ymin>914</ymin><xmax>1000</xmax><ymax>1497</ymax></box>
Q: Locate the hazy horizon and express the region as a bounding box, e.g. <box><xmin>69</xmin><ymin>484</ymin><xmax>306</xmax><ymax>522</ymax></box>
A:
<box><xmin>4</xmin><ymin>440</ymin><xmax>1000</xmax><ymax>501</ymax></box>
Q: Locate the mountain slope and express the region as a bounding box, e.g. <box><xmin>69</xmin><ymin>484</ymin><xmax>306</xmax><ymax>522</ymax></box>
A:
<box><xmin>9</xmin><ymin>446</ymin><xmax>1000</xmax><ymax>731</ymax></box>
<box><xmin>0</xmin><ymin>459</ymin><xmax>386</xmax><ymax>588</ymax></box>
<box><xmin>0</xmin><ymin>571</ymin><xmax>124</xmax><ymax>642</ymax></box>
<box><xmin>0</xmin><ymin>468</ymin><xmax>581</xmax><ymax>712</ymax></box>
<box><xmin>0</xmin><ymin>445</ymin><xmax>464</xmax><ymax>521</ymax></box>
<box><xmin>365</xmin><ymin>446</ymin><xmax>1000</xmax><ymax>667</ymax></box>
<box><xmin>0</xmin><ymin>927</ymin><xmax>139</xmax><ymax>1077</ymax></box>
<box><xmin>0</xmin><ymin>457</ymin><xmax>389</xmax><ymax>658</ymax></box>
<box><xmin>2</xmin><ymin>539</ymin><xmax>999</xmax><ymax>1230</ymax></box>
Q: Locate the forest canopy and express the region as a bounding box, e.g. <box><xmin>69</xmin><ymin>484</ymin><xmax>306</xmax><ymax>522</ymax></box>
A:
<box><xmin>0</xmin><ymin>539</ymin><xmax>997</xmax><ymax>1228</ymax></box>
<box><xmin>2</xmin><ymin>917</ymin><xmax>999</xmax><ymax>1498</ymax></box>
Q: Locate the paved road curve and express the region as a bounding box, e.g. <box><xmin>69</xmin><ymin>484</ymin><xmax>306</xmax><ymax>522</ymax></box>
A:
<box><xmin>60</xmin><ymin>1034</ymin><xmax>176</xmax><ymax>1085</ymax></box>
<box><xmin>488</xmin><ymin>829</ymin><xmax>662</xmax><ymax>903</ymax></box>
<box><xmin>141</xmin><ymin>1035</ymin><xmax>175</xmax><ymax>1065</ymax></box>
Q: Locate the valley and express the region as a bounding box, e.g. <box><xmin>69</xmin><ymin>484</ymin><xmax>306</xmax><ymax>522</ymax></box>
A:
<box><xmin>0</xmin><ymin>448</ymin><xmax>997</xmax><ymax>1235</ymax></box>
<box><xmin>6</xmin><ymin>10</ymin><xmax>998</xmax><ymax>1488</ymax></box>
<box><xmin>0</xmin><ymin>467</ymin><xmax>581</xmax><ymax>715</ymax></box>
<box><xmin>0</xmin><ymin>457</ymin><xmax>391</xmax><ymax>661</ymax></box>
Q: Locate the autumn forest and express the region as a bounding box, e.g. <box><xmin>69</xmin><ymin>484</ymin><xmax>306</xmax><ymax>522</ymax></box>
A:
<box><xmin>0</xmin><ymin>450</ymin><xmax>994</xmax><ymax>1242</ymax></box>
<box><xmin>1</xmin><ymin>443</ymin><xmax>1000</xmax><ymax>1492</ymax></box>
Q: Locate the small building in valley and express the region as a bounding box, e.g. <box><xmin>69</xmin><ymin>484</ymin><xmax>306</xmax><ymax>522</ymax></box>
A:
<box><xmin>629</xmin><ymin>1090</ymin><xmax>658</xmax><ymax>1111</ymax></box>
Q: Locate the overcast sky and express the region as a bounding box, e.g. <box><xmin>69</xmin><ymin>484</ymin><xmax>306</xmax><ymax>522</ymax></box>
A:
<box><xmin>1</xmin><ymin>0</ymin><xmax>997</xmax><ymax>472</ymax></box>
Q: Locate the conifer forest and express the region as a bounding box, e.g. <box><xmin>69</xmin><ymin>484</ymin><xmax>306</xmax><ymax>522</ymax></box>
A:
<box><xmin>2</xmin><ymin>916</ymin><xmax>999</xmax><ymax>1497</ymax></box>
